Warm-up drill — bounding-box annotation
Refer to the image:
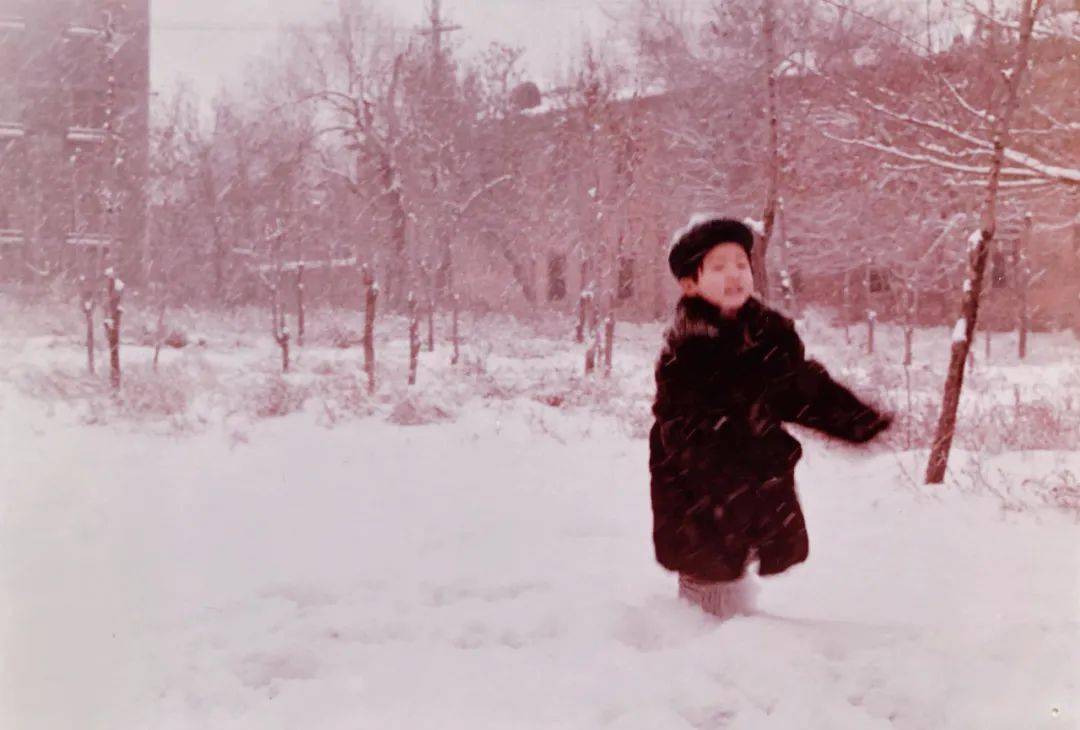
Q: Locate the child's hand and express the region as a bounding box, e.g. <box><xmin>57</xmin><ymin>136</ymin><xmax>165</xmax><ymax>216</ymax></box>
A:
<box><xmin>848</xmin><ymin>409</ymin><xmax>893</xmax><ymax>443</ymax></box>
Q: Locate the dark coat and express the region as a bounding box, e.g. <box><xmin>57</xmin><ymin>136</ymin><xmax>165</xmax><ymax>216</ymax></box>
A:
<box><xmin>649</xmin><ymin>296</ymin><xmax>891</xmax><ymax>582</ymax></box>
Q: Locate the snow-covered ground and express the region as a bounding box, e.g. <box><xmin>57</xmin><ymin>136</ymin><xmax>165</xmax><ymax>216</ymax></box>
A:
<box><xmin>2</xmin><ymin>300</ymin><xmax>1078</xmax><ymax>729</ymax></box>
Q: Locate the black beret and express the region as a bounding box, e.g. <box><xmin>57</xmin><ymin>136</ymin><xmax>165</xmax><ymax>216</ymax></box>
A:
<box><xmin>668</xmin><ymin>217</ymin><xmax>755</xmax><ymax>279</ymax></box>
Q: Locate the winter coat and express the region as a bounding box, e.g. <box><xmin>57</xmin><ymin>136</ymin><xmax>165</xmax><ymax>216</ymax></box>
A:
<box><xmin>649</xmin><ymin>295</ymin><xmax>891</xmax><ymax>582</ymax></box>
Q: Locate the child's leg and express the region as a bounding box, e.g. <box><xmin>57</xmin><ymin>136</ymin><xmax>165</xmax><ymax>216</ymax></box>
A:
<box><xmin>723</xmin><ymin>571</ymin><xmax>760</xmax><ymax>615</ymax></box>
<box><xmin>678</xmin><ymin>572</ymin><xmax>758</xmax><ymax>617</ymax></box>
<box><xmin>678</xmin><ymin>573</ymin><xmax>726</xmax><ymax>616</ymax></box>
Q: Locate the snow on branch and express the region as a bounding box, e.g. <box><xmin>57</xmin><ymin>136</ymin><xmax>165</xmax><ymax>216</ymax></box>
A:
<box><xmin>455</xmin><ymin>175</ymin><xmax>514</xmax><ymax>219</ymax></box>
<box><xmin>820</xmin><ymin>130</ymin><xmax>1043</xmax><ymax>180</ymax></box>
<box><xmin>840</xmin><ymin>88</ymin><xmax>1079</xmax><ymax>187</ymax></box>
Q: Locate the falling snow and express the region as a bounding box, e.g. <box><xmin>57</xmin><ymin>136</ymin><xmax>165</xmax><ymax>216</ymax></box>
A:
<box><xmin>2</xmin><ymin>1</ymin><xmax>1077</xmax><ymax>728</ymax></box>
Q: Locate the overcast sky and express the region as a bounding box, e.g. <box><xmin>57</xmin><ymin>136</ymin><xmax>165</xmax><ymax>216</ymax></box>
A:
<box><xmin>151</xmin><ymin>0</ymin><xmax>626</xmax><ymax>103</ymax></box>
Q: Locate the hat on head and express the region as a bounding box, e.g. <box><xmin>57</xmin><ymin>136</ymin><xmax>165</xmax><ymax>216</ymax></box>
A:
<box><xmin>668</xmin><ymin>216</ymin><xmax>755</xmax><ymax>279</ymax></box>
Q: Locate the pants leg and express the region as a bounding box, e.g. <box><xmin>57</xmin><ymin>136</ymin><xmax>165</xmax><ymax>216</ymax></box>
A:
<box><xmin>678</xmin><ymin>573</ymin><xmax>759</xmax><ymax>617</ymax></box>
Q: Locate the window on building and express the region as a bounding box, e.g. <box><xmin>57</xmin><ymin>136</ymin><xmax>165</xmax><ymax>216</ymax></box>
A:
<box><xmin>0</xmin><ymin>14</ymin><xmax>27</xmax><ymax>34</ymax></box>
<box><xmin>69</xmin><ymin>145</ymin><xmax>109</xmax><ymax>235</ymax></box>
<box><xmin>0</xmin><ymin>82</ymin><xmax>21</xmax><ymax>125</ymax></box>
<box><xmin>0</xmin><ymin>197</ymin><xmax>14</xmax><ymax>231</ymax></box>
<box><xmin>60</xmin><ymin>24</ymin><xmax>108</xmax><ymax>99</ymax></box>
<box><xmin>0</xmin><ymin>137</ymin><xmax>26</xmax><ymax>234</ymax></box>
<box><xmin>71</xmin><ymin>88</ymin><xmax>106</xmax><ymax>130</ymax></box>
<box><xmin>867</xmin><ymin>266</ymin><xmax>890</xmax><ymax>293</ymax></box>
<box><xmin>548</xmin><ymin>253</ymin><xmax>567</xmax><ymax>301</ymax></box>
<box><xmin>991</xmin><ymin>249</ymin><xmax>1009</xmax><ymax>288</ymax></box>
<box><xmin>0</xmin><ymin>32</ymin><xmax>23</xmax><ymax>121</ymax></box>
<box><xmin>617</xmin><ymin>255</ymin><xmax>635</xmax><ymax>300</ymax></box>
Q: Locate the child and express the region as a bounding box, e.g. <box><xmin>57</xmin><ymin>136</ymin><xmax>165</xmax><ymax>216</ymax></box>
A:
<box><xmin>649</xmin><ymin>216</ymin><xmax>891</xmax><ymax>618</ymax></box>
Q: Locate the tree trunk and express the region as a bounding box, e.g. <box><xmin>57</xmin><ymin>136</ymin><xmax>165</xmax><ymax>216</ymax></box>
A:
<box><xmin>842</xmin><ymin>270</ymin><xmax>852</xmax><ymax>344</ymax></box>
<box><xmin>603</xmin><ymin>312</ymin><xmax>615</xmax><ymax>376</ymax></box>
<box><xmin>213</xmin><ymin>228</ymin><xmax>225</xmax><ymax>302</ymax></box>
<box><xmin>362</xmin><ymin>265</ymin><xmax>378</xmax><ymax>393</ymax></box>
<box><xmin>755</xmin><ymin>0</ymin><xmax>779</xmax><ymax>302</ymax></box>
<box><xmin>584</xmin><ymin>312</ymin><xmax>600</xmax><ymax>376</ymax></box>
<box><xmin>279</xmin><ymin>330</ymin><xmax>290</xmax><ymax>373</ymax></box>
<box><xmin>864</xmin><ymin>257</ymin><xmax>874</xmax><ymax>354</ymax></box>
<box><xmin>903</xmin><ymin>285</ymin><xmax>917</xmax><ymax>367</ymax></box>
<box><xmin>450</xmin><ymin>293</ymin><xmax>460</xmax><ymax>366</ymax></box>
<box><xmin>271</xmin><ymin>280</ymin><xmax>290</xmax><ymax>373</ymax></box>
<box><xmin>407</xmin><ymin>292</ymin><xmax>419</xmax><ymax>386</ymax></box>
<box><xmin>296</xmin><ymin>262</ymin><xmax>306</xmax><ymax>347</ymax></box>
<box><xmin>1017</xmin><ymin>213</ymin><xmax>1031</xmax><ymax>359</ymax></box>
<box><xmin>437</xmin><ymin>238</ymin><xmax>455</xmax><ymax>302</ymax></box>
<box><xmin>493</xmin><ymin>235</ymin><xmax>536</xmax><ymax>304</ymax></box>
<box><xmin>152</xmin><ymin>299</ymin><xmax>166</xmax><ymax>373</ymax></box>
<box><xmin>424</xmin><ymin>260</ymin><xmax>435</xmax><ymax>352</ymax></box>
<box><xmin>82</xmin><ymin>296</ymin><xmax>95</xmax><ymax>375</ymax></box>
<box><xmin>653</xmin><ymin>228</ymin><xmax>666</xmax><ymax>319</ymax></box>
<box><xmin>382</xmin><ymin>156</ymin><xmax>408</xmax><ymax>307</ymax></box>
<box><xmin>925</xmin><ymin>0</ymin><xmax>1039</xmax><ymax>485</ymax></box>
<box><xmin>576</xmin><ymin>291</ymin><xmax>592</xmax><ymax>343</ymax></box>
<box><xmin>103</xmin><ymin>269</ymin><xmax>122</xmax><ymax>390</ymax></box>
<box><xmin>777</xmin><ymin>201</ymin><xmax>797</xmax><ymax>315</ymax></box>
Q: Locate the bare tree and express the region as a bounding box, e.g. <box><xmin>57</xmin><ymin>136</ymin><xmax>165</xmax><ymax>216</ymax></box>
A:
<box><xmin>925</xmin><ymin>0</ymin><xmax>1044</xmax><ymax>484</ymax></box>
<box><xmin>362</xmin><ymin>264</ymin><xmax>379</xmax><ymax>393</ymax></box>
<box><xmin>289</xmin><ymin>7</ymin><xmax>411</xmax><ymax>306</ymax></box>
<box><xmin>407</xmin><ymin>291</ymin><xmax>420</xmax><ymax>385</ymax></box>
<box><xmin>269</xmin><ymin>271</ymin><xmax>291</xmax><ymax>373</ymax></box>
<box><xmin>80</xmin><ymin>277</ymin><xmax>95</xmax><ymax>375</ymax></box>
<box><xmin>102</xmin><ymin>267</ymin><xmax>123</xmax><ymax>389</ymax></box>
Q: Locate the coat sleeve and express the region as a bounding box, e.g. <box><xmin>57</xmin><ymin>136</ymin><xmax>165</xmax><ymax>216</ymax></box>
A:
<box><xmin>773</xmin><ymin>321</ymin><xmax>892</xmax><ymax>443</ymax></box>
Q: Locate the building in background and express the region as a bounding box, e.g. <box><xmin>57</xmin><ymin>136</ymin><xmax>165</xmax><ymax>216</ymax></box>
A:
<box><xmin>0</xmin><ymin>0</ymin><xmax>149</xmax><ymax>283</ymax></box>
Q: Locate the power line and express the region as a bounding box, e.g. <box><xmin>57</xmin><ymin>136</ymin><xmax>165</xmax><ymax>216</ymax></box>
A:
<box><xmin>152</xmin><ymin>22</ymin><xmax>328</xmax><ymax>32</ymax></box>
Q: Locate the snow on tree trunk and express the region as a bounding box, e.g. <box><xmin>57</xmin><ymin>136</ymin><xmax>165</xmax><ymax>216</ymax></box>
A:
<box><xmin>103</xmin><ymin>268</ymin><xmax>123</xmax><ymax>390</ymax></box>
<box><xmin>754</xmin><ymin>0</ymin><xmax>779</xmax><ymax>303</ymax></box>
<box><xmin>584</xmin><ymin>318</ymin><xmax>600</xmax><ymax>377</ymax></box>
<box><xmin>576</xmin><ymin>290</ymin><xmax>592</xmax><ymax>343</ymax></box>
<box><xmin>407</xmin><ymin>292</ymin><xmax>419</xmax><ymax>386</ymax></box>
<box><xmin>925</xmin><ymin>0</ymin><xmax>1040</xmax><ymax>485</ymax></box>
<box><xmin>775</xmin><ymin>199</ymin><xmax>798</xmax><ymax>315</ymax></box>
<box><xmin>362</xmin><ymin>265</ymin><xmax>378</xmax><ymax>394</ymax></box>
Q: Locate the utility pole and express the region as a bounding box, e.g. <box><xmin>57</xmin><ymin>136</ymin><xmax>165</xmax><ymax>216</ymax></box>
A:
<box><xmin>416</xmin><ymin>0</ymin><xmax>461</xmax><ymax>309</ymax></box>
<box><xmin>418</xmin><ymin>0</ymin><xmax>461</xmax><ymax>67</ymax></box>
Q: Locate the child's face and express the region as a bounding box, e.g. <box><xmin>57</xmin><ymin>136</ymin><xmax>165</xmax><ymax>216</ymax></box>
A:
<box><xmin>679</xmin><ymin>242</ymin><xmax>753</xmax><ymax>313</ymax></box>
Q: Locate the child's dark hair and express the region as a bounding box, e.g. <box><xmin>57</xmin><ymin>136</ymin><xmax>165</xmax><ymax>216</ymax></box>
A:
<box><xmin>668</xmin><ymin>217</ymin><xmax>755</xmax><ymax>280</ymax></box>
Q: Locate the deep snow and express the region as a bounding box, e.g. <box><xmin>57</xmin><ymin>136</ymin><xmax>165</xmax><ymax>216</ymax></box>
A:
<box><xmin>2</xmin><ymin>307</ymin><xmax>1078</xmax><ymax>729</ymax></box>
